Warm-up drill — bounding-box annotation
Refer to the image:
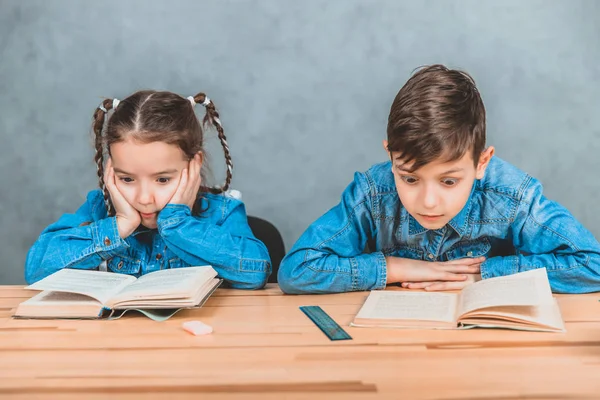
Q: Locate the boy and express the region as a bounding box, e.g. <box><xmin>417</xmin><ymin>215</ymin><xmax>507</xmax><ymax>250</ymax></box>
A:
<box><xmin>278</xmin><ymin>64</ymin><xmax>600</xmax><ymax>294</ymax></box>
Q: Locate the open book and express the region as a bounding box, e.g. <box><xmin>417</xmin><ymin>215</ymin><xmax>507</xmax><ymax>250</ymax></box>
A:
<box><xmin>14</xmin><ymin>266</ymin><xmax>222</xmax><ymax>321</ymax></box>
<box><xmin>351</xmin><ymin>268</ymin><xmax>565</xmax><ymax>332</ymax></box>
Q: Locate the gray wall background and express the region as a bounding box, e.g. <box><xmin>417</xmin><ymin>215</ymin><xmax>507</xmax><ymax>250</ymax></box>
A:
<box><xmin>1</xmin><ymin>0</ymin><xmax>599</xmax><ymax>284</ymax></box>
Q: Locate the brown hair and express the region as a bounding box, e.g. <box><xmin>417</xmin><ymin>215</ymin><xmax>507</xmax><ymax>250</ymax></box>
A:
<box><xmin>386</xmin><ymin>64</ymin><xmax>486</xmax><ymax>172</ymax></box>
<box><xmin>92</xmin><ymin>90</ymin><xmax>232</xmax><ymax>216</ymax></box>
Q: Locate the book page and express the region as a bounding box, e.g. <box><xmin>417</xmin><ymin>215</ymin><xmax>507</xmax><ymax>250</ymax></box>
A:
<box><xmin>457</xmin><ymin>268</ymin><xmax>554</xmax><ymax>317</ymax></box>
<box><xmin>28</xmin><ymin>291</ymin><xmax>99</xmax><ymax>304</ymax></box>
<box><xmin>111</xmin><ymin>277</ymin><xmax>222</xmax><ymax>309</ymax></box>
<box><xmin>459</xmin><ymin>300</ymin><xmax>565</xmax><ymax>332</ymax></box>
<box><xmin>26</xmin><ymin>269</ymin><xmax>136</xmax><ymax>304</ymax></box>
<box><xmin>354</xmin><ymin>291</ymin><xmax>458</xmax><ymax>323</ymax></box>
<box><xmin>14</xmin><ymin>290</ymin><xmax>107</xmax><ymax>319</ymax></box>
<box><xmin>107</xmin><ymin>266</ymin><xmax>217</xmax><ymax>306</ymax></box>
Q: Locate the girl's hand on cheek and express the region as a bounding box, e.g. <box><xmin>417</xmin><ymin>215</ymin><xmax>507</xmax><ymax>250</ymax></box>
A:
<box><xmin>169</xmin><ymin>153</ymin><xmax>202</xmax><ymax>210</ymax></box>
<box><xmin>104</xmin><ymin>159</ymin><xmax>141</xmax><ymax>238</ymax></box>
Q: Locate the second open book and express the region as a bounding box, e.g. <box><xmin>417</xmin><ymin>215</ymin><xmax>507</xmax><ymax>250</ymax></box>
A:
<box><xmin>351</xmin><ymin>268</ymin><xmax>565</xmax><ymax>332</ymax></box>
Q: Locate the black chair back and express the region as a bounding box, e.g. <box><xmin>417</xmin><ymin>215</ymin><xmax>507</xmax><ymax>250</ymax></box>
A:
<box><xmin>247</xmin><ymin>216</ymin><xmax>285</xmax><ymax>283</ymax></box>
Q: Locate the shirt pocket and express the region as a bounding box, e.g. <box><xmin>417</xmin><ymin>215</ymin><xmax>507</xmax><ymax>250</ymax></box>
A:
<box><xmin>107</xmin><ymin>255</ymin><xmax>142</xmax><ymax>276</ymax></box>
<box><xmin>443</xmin><ymin>238</ymin><xmax>491</xmax><ymax>261</ymax></box>
<box><xmin>383</xmin><ymin>246</ymin><xmax>424</xmax><ymax>261</ymax></box>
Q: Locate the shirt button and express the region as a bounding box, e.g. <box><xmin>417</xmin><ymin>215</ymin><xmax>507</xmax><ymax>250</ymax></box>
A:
<box><xmin>428</xmin><ymin>253</ymin><xmax>435</xmax><ymax>260</ymax></box>
<box><xmin>467</xmin><ymin>251</ymin><xmax>473</xmax><ymax>257</ymax></box>
<box><xmin>104</xmin><ymin>237</ymin><xmax>111</xmax><ymax>246</ymax></box>
<box><xmin>155</xmin><ymin>254</ymin><xmax>162</xmax><ymax>260</ymax></box>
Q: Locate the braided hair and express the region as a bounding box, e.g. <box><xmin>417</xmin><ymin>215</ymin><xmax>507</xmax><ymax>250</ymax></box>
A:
<box><xmin>92</xmin><ymin>90</ymin><xmax>233</xmax><ymax>216</ymax></box>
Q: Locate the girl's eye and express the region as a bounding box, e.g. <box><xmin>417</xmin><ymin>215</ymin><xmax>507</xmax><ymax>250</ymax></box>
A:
<box><xmin>400</xmin><ymin>176</ymin><xmax>419</xmax><ymax>185</ymax></box>
<box><xmin>442</xmin><ymin>178</ymin><xmax>459</xmax><ymax>186</ymax></box>
<box><xmin>157</xmin><ymin>177</ymin><xmax>171</xmax><ymax>184</ymax></box>
<box><xmin>119</xmin><ymin>177</ymin><xmax>133</xmax><ymax>183</ymax></box>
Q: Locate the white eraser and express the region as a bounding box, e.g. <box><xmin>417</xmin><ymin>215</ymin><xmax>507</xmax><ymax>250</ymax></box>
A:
<box><xmin>182</xmin><ymin>320</ymin><xmax>213</xmax><ymax>336</ymax></box>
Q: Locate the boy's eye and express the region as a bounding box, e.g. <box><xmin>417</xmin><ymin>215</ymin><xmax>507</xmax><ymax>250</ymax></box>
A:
<box><xmin>119</xmin><ymin>177</ymin><xmax>134</xmax><ymax>183</ymax></box>
<box><xmin>157</xmin><ymin>177</ymin><xmax>171</xmax><ymax>184</ymax></box>
<box><xmin>400</xmin><ymin>176</ymin><xmax>419</xmax><ymax>185</ymax></box>
<box><xmin>442</xmin><ymin>178</ymin><xmax>459</xmax><ymax>186</ymax></box>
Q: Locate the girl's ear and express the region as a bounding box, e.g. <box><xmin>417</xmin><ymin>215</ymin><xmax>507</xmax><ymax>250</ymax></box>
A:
<box><xmin>475</xmin><ymin>146</ymin><xmax>495</xmax><ymax>179</ymax></box>
<box><xmin>196</xmin><ymin>151</ymin><xmax>204</xmax><ymax>168</ymax></box>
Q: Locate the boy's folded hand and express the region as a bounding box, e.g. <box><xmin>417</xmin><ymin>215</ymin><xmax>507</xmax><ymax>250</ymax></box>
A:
<box><xmin>400</xmin><ymin>273</ymin><xmax>482</xmax><ymax>291</ymax></box>
<box><xmin>385</xmin><ymin>256</ymin><xmax>484</xmax><ymax>286</ymax></box>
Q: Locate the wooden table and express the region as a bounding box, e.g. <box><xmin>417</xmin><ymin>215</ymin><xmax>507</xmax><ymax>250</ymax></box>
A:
<box><xmin>1</xmin><ymin>284</ymin><xmax>600</xmax><ymax>399</ymax></box>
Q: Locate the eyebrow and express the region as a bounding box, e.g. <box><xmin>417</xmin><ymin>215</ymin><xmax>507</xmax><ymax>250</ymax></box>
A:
<box><xmin>394</xmin><ymin>164</ymin><xmax>465</xmax><ymax>175</ymax></box>
<box><xmin>439</xmin><ymin>168</ymin><xmax>465</xmax><ymax>174</ymax></box>
<box><xmin>113</xmin><ymin>168</ymin><xmax>179</xmax><ymax>176</ymax></box>
<box><xmin>395</xmin><ymin>165</ymin><xmax>414</xmax><ymax>173</ymax></box>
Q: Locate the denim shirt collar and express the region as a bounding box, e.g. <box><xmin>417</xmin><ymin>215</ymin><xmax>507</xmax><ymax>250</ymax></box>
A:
<box><xmin>406</xmin><ymin>179</ymin><xmax>478</xmax><ymax>238</ymax></box>
<box><xmin>130</xmin><ymin>226</ymin><xmax>154</xmax><ymax>236</ymax></box>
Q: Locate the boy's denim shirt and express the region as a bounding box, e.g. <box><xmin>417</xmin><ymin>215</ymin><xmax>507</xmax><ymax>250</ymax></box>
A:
<box><xmin>25</xmin><ymin>190</ymin><xmax>271</xmax><ymax>289</ymax></box>
<box><xmin>279</xmin><ymin>156</ymin><xmax>600</xmax><ymax>294</ymax></box>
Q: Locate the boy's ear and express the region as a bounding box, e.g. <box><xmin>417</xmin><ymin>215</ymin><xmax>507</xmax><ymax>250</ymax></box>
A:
<box><xmin>475</xmin><ymin>146</ymin><xmax>495</xmax><ymax>179</ymax></box>
<box><xmin>383</xmin><ymin>140</ymin><xmax>391</xmax><ymax>160</ymax></box>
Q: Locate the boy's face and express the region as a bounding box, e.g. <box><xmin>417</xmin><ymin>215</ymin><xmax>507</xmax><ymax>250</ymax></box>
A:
<box><xmin>384</xmin><ymin>141</ymin><xmax>494</xmax><ymax>230</ymax></box>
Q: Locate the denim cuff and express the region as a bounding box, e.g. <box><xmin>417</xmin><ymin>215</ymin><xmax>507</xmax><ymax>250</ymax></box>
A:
<box><xmin>92</xmin><ymin>217</ymin><xmax>129</xmax><ymax>259</ymax></box>
<box><xmin>157</xmin><ymin>204</ymin><xmax>191</xmax><ymax>231</ymax></box>
<box><xmin>481</xmin><ymin>255</ymin><xmax>519</xmax><ymax>279</ymax></box>
<box><xmin>353</xmin><ymin>251</ymin><xmax>387</xmax><ymax>290</ymax></box>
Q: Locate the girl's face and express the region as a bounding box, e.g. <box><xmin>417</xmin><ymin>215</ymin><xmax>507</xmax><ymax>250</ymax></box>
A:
<box><xmin>110</xmin><ymin>138</ymin><xmax>190</xmax><ymax>229</ymax></box>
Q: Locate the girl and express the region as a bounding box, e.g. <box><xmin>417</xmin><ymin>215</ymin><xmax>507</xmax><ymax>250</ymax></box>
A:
<box><xmin>25</xmin><ymin>90</ymin><xmax>271</xmax><ymax>289</ymax></box>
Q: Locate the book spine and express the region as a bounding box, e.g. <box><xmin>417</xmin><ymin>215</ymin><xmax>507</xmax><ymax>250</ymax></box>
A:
<box><xmin>99</xmin><ymin>306</ymin><xmax>113</xmax><ymax>319</ymax></box>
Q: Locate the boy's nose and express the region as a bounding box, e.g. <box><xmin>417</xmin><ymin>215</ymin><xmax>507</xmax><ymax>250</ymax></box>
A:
<box><xmin>421</xmin><ymin>186</ymin><xmax>438</xmax><ymax>209</ymax></box>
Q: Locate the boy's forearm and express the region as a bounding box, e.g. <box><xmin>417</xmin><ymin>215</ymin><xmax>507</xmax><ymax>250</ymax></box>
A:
<box><xmin>385</xmin><ymin>256</ymin><xmax>403</xmax><ymax>284</ymax></box>
<box><xmin>278</xmin><ymin>249</ymin><xmax>387</xmax><ymax>294</ymax></box>
<box><xmin>507</xmin><ymin>178</ymin><xmax>600</xmax><ymax>293</ymax></box>
<box><xmin>482</xmin><ymin>252</ymin><xmax>600</xmax><ymax>293</ymax></box>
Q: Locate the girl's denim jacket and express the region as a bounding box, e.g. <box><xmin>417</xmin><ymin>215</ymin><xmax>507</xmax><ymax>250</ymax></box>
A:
<box><xmin>279</xmin><ymin>156</ymin><xmax>600</xmax><ymax>294</ymax></box>
<box><xmin>25</xmin><ymin>190</ymin><xmax>271</xmax><ymax>289</ymax></box>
